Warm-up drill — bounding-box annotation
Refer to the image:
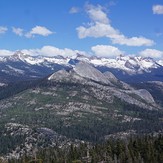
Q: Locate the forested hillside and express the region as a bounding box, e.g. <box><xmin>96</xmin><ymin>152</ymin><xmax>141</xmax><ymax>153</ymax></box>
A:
<box><xmin>3</xmin><ymin>135</ymin><xmax>163</xmax><ymax>163</ymax></box>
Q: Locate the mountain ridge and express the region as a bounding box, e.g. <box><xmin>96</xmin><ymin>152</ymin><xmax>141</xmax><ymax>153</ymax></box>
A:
<box><xmin>0</xmin><ymin>51</ymin><xmax>163</xmax><ymax>83</ymax></box>
<box><xmin>47</xmin><ymin>62</ymin><xmax>159</xmax><ymax>110</ymax></box>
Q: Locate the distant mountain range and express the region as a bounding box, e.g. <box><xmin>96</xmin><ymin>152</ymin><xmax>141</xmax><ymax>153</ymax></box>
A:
<box><xmin>1</xmin><ymin>51</ymin><xmax>163</xmax><ymax>83</ymax></box>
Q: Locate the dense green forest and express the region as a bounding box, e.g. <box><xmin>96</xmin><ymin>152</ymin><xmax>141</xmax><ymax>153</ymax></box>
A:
<box><xmin>0</xmin><ymin>79</ymin><xmax>163</xmax><ymax>162</ymax></box>
<box><xmin>2</xmin><ymin>135</ymin><xmax>162</xmax><ymax>163</ymax></box>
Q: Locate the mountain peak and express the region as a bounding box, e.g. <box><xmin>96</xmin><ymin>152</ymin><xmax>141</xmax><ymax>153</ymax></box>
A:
<box><xmin>13</xmin><ymin>51</ymin><xmax>26</xmax><ymax>57</ymax></box>
<box><xmin>10</xmin><ymin>51</ymin><xmax>30</xmax><ymax>62</ymax></box>
<box><xmin>76</xmin><ymin>53</ymin><xmax>85</xmax><ymax>58</ymax></box>
<box><xmin>75</xmin><ymin>53</ymin><xmax>90</xmax><ymax>62</ymax></box>
<box><xmin>48</xmin><ymin>62</ymin><xmax>112</xmax><ymax>84</ymax></box>
<box><xmin>73</xmin><ymin>62</ymin><xmax>110</xmax><ymax>84</ymax></box>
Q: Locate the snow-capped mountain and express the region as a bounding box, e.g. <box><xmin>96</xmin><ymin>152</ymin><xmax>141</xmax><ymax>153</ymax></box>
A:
<box><xmin>3</xmin><ymin>51</ymin><xmax>69</xmax><ymax>65</ymax></box>
<box><xmin>0</xmin><ymin>51</ymin><xmax>161</xmax><ymax>73</ymax></box>
<box><xmin>0</xmin><ymin>51</ymin><xmax>163</xmax><ymax>83</ymax></box>
<box><xmin>90</xmin><ymin>55</ymin><xmax>161</xmax><ymax>74</ymax></box>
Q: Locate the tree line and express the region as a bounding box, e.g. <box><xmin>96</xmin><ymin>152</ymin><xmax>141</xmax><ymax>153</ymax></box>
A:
<box><xmin>3</xmin><ymin>134</ymin><xmax>163</xmax><ymax>163</ymax></box>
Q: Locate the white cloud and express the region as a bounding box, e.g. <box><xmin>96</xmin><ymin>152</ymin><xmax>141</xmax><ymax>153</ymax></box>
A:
<box><xmin>26</xmin><ymin>26</ymin><xmax>53</xmax><ymax>38</ymax></box>
<box><xmin>86</xmin><ymin>4</ymin><xmax>109</xmax><ymax>24</ymax></box>
<box><xmin>91</xmin><ymin>45</ymin><xmax>123</xmax><ymax>58</ymax></box>
<box><xmin>111</xmin><ymin>35</ymin><xmax>154</xmax><ymax>46</ymax></box>
<box><xmin>139</xmin><ymin>49</ymin><xmax>163</xmax><ymax>59</ymax></box>
<box><xmin>69</xmin><ymin>7</ymin><xmax>80</xmax><ymax>14</ymax></box>
<box><xmin>0</xmin><ymin>49</ymin><xmax>13</xmax><ymax>56</ymax></box>
<box><xmin>0</xmin><ymin>46</ymin><xmax>87</xmax><ymax>57</ymax></box>
<box><xmin>40</xmin><ymin>46</ymin><xmax>85</xmax><ymax>57</ymax></box>
<box><xmin>77</xmin><ymin>4</ymin><xmax>154</xmax><ymax>46</ymax></box>
<box><xmin>12</xmin><ymin>27</ymin><xmax>24</xmax><ymax>36</ymax></box>
<box><xmin>12</xmin><ymin>26</ymin><xmax>53</xmax><ymax>38</ymax></box>
<box><xmin>21</xmin><ymin>49</ymin><xmax>41</xmax><ymax>56</ymax></box>
<box><xmin>77</xmin><ymin>22</ymin><xmax>118</xmax><ymax>38</ymax></box>
<box><xmin>153</xmin><ymin>5</ymin><xmax>163</xmax><ymax>14</ymax></box>
<box><xmin>21</xmin><ymin>46</ymin><xmax>87</xmax><ymax>57</ymax></box>
<box><xmin>0</xmin><ymin>26</ymin><xmax>8</xmax><ymax>34</ymax></box>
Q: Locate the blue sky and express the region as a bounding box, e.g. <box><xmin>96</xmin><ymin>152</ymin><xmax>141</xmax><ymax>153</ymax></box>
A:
<box><xmin>0</xmin><ymin>0</ymin><xmax>163</xmax><ymax>59</ymax></box>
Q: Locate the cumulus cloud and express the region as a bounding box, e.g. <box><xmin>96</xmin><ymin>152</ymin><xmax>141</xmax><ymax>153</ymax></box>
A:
<box><xmin>12</xmin><ymin>26</ymin><xmax>53</xmax><ymax>38</ymax></box>
<box><xmin>0</xmin><ymin>49</ymin><xmax>14</xmax><ymax>56</ymax></box>
<box><xmin>0</xmin><ymin>26</ymin><xmax>8</xmax><ymax>34</ymax></box>
<box><xmin>139</xmin><ymin>49</ymin><xmax>163</xmax><ymax>59</ymax></box>
<box><xmin>153</xmin><ymin>5</ymin><xmax>163</xmax><ymax>14</ymax></box>
<box><xmin>69</xmin><ymin>7</ymin><xmax>80</xmax><ymax>14</ymax></box>
<box><xmin>12</xmin><ymin>27</ymin><xmax>24</xmax><ymax>36</ymax></box>
<box><xmin>40</xmin><ymin>46</ymin><xmax>86</xmax><ymax>57</ymax></box>
<box><xmin>76</xmin><ymin>4</ymin><xmax>154</xmax><ymax>46</ymax></box>
<box><xmin>77</xmin><ymin>22</ymin><xmax>118</xmax><ymax>38</ymax></box>
<box><xmin>91</xmin><ymin>45</ymin><xmax>123</xmax><ymax>58</ymax></box>
<box><xmin>86</xmin><ymin>4</ymin><xmax>109</xmax><ymax>24</ymax></box>
<box><xmin>25</xmin><ymin>26</ymin><xmax>53</xmax><ymax>38</ymax></box>
<box><xmin>21</xmin><ymin>49</ymin><xmax>41</xmax><ymax>56</ymax></box>
<box><xmin>111</xmin><ymin>35</ymin><xmax>154</xmax><ymax>46</ymax></box>
<box><xmin>21</xmin><ymin>46</ymin><xmax>87</xmax><ymax>57</ymax></box>
<box><xmin>0</xmin><ymin>46</ymin><xmax>87</xmax><ymax>57</ymax></box>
